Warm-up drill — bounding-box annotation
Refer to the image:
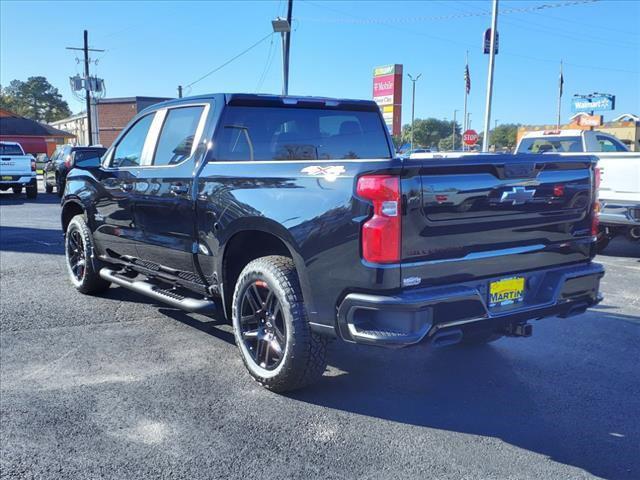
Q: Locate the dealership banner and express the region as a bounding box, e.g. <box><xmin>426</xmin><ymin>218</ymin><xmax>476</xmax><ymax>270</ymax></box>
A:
<box><xmin>373</xmin><ymin>64</ymin><xmax>402</xmax><ymax>136</ymax></box>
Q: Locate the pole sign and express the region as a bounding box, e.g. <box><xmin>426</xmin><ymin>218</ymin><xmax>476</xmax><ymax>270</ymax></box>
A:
<box><xmin>571</xmin><ymin>94</ymin><xmax>615</xmax><ymax>113</ymax></box>
<box><xmin>373</xmin><ymin>64</ymin><xmax>403</xmax><ymax>136</ymax></box>
<box><xmin>463</xmin><ymin>129</ymin><xmax>479</xmax><ymax>146</ymax></box>
<box><xmin>483</xmin><ymin>28</ymin><xmax>499</xmax><ymax>54</ymax></box>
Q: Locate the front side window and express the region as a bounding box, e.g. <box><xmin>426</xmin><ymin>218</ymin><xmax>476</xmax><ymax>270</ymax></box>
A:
<box><xmin>596</xmin><ymin>135</ymin><xmax>627</xmax><ymax>152</ymax></box>
<box><xmin>153</xmin><ymin>106</ymin><xmax>204</xmax><ymax>166</ymax></box>
<box><xmin>111</xmin><ymin>114</ymin><xmax>155</xmax><ymax>168</ymax></box>
<box><xmin>213</xmin><ymin>106</ymin><xmax>391</xmax><ymax>161</ymax></box>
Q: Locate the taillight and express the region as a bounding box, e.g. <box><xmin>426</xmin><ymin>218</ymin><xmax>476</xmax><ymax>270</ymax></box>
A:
<box><xmin>356</xmin><ymin>175</ymin><xmax>401</xmax><ymax>264</ymax></box>
<box><xmin>64</xmin><ymin>154</ymin><xmax>72</xmax><ymax>169</ymax></box>
<box><xmin>30</xmin><ymin>160</ymin><xmax>36</xmax><ymax>172</ymax></box>
<box><xmin>592</xmin><ymin>167</ymin><xmax>601</xmax><ymax>237</ymax></box>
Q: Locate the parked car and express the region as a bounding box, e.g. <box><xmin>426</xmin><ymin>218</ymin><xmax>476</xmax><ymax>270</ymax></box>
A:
<box><xmin>399</xmin><ymin>148</ymin><xmax>431</xmax><ymax>160</ymax></box>
<box><xmin>60</xmin><ymin>94</ymin><xmax>604</xmax><ymax>392</ymax></box>
<box><xmin>43</xmin><ymin>145</ymin><xmax>106</xmax><ymax>196</ymax></box>
<box><xmin>0</xmin><ymin>141</ymin><xmax>37</xmax><ymax>199</ymax></box>
<box><xmin>34</xmin><ymin>153</ymin><xmax>49</xmax><ymax>174</ymax></box>
<box><xmin>516</xmin><ymin>129</ymin><xmax>639</xmax><ymax>250</ymax></box>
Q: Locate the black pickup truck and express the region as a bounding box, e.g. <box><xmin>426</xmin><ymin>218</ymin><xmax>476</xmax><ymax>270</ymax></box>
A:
<box><xmin>61</xmin><ymin>94</ymin><xmax>604</xmax><ymax>392</ymax></box>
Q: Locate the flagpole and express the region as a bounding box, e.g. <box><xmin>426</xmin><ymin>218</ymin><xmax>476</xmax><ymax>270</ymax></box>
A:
<box><xmin>463</xmin><ymin>50</ymin><xmax>469</xmax><ymax>151</ymax></box>
<box><xmin>557</xmin><ymin>60</ymin><xmax>563</xmax><ymax>130</ymax></box>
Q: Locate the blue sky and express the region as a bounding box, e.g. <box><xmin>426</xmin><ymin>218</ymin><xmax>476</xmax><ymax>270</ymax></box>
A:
<box><xmin>1</xmin><ymin>0</ymin><xmax>638</xmax><ymax>128</ymax></box>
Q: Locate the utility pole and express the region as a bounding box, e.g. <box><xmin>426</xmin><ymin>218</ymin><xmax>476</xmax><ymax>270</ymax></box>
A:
<box><xmin>463</xmin><ymin>50</ymin><xmax>470</xmax><ymax>151</ymax></box>
<box><xmin>494</xmin><ymin>119</ymin><xmax>499</xmax><ymax>130</ymax></box>
<box><xmin>66</xmin><ymin>30</ymin><xmax>103</xmax><ymax>146</ymax></box>
<box><xmin>452</xmin><ymin>110</ymin><xmax>458</xmax><ymax>151</ymax></box>
<box><xmin>272</xmin><ymin>0</ymin><xmax>293</xmax><ymax>96</ymax></box>
<box><xmin>178</xmin><ymin>85</ymin><xmax>183</xmax><ymax>98</ymax></box>
<box><xmin>556</xmin><ymin>60</ymin><xmax>563</xmax><ymax>130</ymax></box>
<box><xmin>284</xmin><ymin>0</ymin><xmax>293</xmax><ymax>95</ymax></box>
<box><xmin>482</xmin><ymin>0</ymin><xmax>499</xmax><ymax>152</ymax></box>
<box><xmin>407</xmin><ymin>73</ymin><xmax>422</xmax><ymax>151</ymax></box>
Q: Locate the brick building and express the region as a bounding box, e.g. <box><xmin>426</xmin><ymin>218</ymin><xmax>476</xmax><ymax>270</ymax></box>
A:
<box><xmin>96</xmin><ymin>96</ymin><xmax>171</xmax><ymax>147</ymax></box>
<box><xmin>49</xmin><ymin>96</ymin><xmax>171</xmax><ymax>148</ymax></box>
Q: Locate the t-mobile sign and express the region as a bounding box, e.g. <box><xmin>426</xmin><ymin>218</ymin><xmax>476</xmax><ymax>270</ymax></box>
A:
<box><xmin>372</xmin><ymin>64</ymin><xmax>402</xmax><ymax>136</ymax></box>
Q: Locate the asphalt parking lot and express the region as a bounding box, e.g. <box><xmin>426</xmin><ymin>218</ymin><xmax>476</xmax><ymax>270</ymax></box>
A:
<box><xmin>1</xmin><ymin>186</ymin><xmax>639</xmax><ymax>480</ymax></box>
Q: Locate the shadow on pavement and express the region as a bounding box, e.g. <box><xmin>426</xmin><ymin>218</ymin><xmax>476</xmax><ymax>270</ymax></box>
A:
<box><xmin>600</xmin><ymin>236</ymin><xmax>640</xmax><ymax>259</ymax></box>
<box><xmin>288</xmin><ymin>311</ymin><xmax>640</xmax><ymax>480</ymax></box>
<box><xmin>0</xmin><ymin>191</ymin><xmax>61</xmax><ymax>206</ymax></box>
<box><xmin>0</xmin><ymin>226</ymin><xmax>64</xmax><ymax>254</ymax></box>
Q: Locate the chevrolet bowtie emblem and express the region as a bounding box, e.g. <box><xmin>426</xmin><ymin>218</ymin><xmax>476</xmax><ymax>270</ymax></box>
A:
<box><xmin>500</xmin><ymin>186</ymin><xmax>536</xmax><ymax>205</ymax></box>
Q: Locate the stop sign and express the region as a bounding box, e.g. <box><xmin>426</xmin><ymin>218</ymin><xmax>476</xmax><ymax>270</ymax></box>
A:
<box><xmin>463</xmin><ymin>129</ymin><xmax>479</xmax><ymax>146</ymax></box>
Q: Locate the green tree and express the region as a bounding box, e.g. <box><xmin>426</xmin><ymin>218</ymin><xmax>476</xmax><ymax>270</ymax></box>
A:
<box><xmin>402</xmin><ymin>118</ymin><xmax>460</xmax><ymax>149</ymax></box>
<box><xmin>438</xmin><ymin>133</ymin><xmax>462</xmax><ymax>151</ymax></box>
<box><xmin>490</xmin><ymin>124</ymin><xmax>519</xmax><ymax>150</ymax></box>
<box><xmin>0</xmin><ymin>76</ymin><xmax>71</xmax><ymax>122</ymax></box>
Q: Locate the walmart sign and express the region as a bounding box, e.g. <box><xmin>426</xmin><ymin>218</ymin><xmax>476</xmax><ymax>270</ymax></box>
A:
<box><xmin>572</xmin><ymin>94</ymin><xmax>615</xmax><ymax>113</ymax></box>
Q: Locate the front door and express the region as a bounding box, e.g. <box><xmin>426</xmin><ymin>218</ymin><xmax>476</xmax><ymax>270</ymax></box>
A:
<box><xmin>92</xmin><ymin>112</ymin><xmax>156</xmax><ymax>259</ymax></box>
<box><xmin>132</xmin><ymin>103</ymin><xmax>210</xmax><ymax>274</ymax></box>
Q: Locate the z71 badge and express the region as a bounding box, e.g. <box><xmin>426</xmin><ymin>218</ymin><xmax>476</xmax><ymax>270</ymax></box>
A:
<box><xmin>301</xmin><ymin>165</ymin><xmax>346</xmax><ymax>182</ymax></box>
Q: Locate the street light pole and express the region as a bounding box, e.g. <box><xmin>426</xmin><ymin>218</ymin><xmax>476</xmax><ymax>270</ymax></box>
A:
<box><xmin>452</xmin><ymin>109</ymin><xmax>458</xmax><ymax>151</ymax></box>
<box><xmin>408</xmin><ymin>73</ymin><xmax>422</xmax><ymax>151</ymax></box>
<box><xmin>482</xmin><ymin>0</ymin><xmax>499</xmax><ymax>152</ymax></box>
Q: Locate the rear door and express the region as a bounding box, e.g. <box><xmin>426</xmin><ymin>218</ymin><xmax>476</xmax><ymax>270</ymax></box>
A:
<box><xmin>132</xmin><ymin>102</ymin><xmax>210</xmax><ymax>274</ymax></box>
<box><xmin>401</xmin><ymin>154</ymin><xmax>596</xmax><ymax>287</ymax></box>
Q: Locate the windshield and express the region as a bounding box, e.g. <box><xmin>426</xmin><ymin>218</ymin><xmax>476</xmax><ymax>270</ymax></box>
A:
<box><xmin>0</xmin><ymin>144</ymin><xmax>24</xmax><ymax>155</ymax></box>
<box><xmin>213</xmin><ymin>106</ymin><xmax>391</xmax><ymax>161</ymax></box>
<box><xmin>518</xmin><ymin>137</ymin><xmax>583</xmax><ymax>153</ymax></box>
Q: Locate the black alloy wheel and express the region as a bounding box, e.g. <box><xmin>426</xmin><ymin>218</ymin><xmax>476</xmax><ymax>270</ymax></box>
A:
<box><xmin>239</xmin><ymin>280</ymin><xmax>287</xmax><ymax>370</ymax></box>
<box><xmin>66</xmin><ymin>228</ymin><xmax>86</xmax><ymax>282</ymax></box>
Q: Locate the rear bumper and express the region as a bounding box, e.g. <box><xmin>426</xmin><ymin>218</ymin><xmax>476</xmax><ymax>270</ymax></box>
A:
<box><xmin>0</xmin><ymin>175</ymin><xmax>36</xmax><ymax>188</ymax></box>
<box><xmin>599</xmin><ymin>200</ymin><xmax>640</xmax><ymax>227</ymax></box>
<box><xmin>336</xmin><ymin>262</ymin><xmax>604</xmax><ymax>347</ymax></box>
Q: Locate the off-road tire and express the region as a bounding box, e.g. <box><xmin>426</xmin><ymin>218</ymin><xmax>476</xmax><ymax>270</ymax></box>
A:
<box><xmin>56</xmin><ymin>177</ymin><xmax>64</xmax><ymax>197</ymax></box>
<box><xmin>231</xmin><ymin>255</ymin><xmax>328</xmax><ymax>392</ymax></box>
<box><xmin>12</xmin><ymin>186</ymin><xmax>23</xmax><ymax>195</ymax></box>
<box><xmin>25</xmin><ymin>183</ymin><xmax>37</xmax><ymax>199</ymax></box>
<box><xmin>65</xmin><ymin>215</ymin><xmax>111</xmax><ymax>295</ymax></box>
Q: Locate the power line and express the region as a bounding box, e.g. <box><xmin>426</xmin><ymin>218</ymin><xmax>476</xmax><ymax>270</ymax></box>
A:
<box><xmin>185</xmin><ymin>32</ymin><xmax>275</xmax><ymax>89</ymax></box>
<box><xmin>300</xmin><ymin>0</ymin><xmax>599</xmax><ymax>24</ymax></box>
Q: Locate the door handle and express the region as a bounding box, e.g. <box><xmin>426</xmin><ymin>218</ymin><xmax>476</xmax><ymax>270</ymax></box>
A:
<box><xmin>170</xmin><ymin>183</ymin><xmax>189</xmax><ymax>195</ymax></box>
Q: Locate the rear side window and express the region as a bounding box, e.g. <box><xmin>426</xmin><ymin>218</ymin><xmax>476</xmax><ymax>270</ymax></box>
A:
<box><xmin>111</xmin><ymin>114</ymin><xmax>154</xmax><ymax>168</ymax></box>
<box><xmin>153</xmin><ymin>106</ymin><xmax>204</xmax><ymax>166</ymax></box>
<box><xmin>213</xmin><ymin>106</ymin><xmax>391</xmax><ymax>161</ymax></box>
<box><xmin>596</xmin><ymin>135</ymin><xmax>627</xmax><ymax>152</ymax></box>
<box><xmin>518</xmin><ymin>137</ymin><xmax>583</xmax><ymax>153</ymax></box>
<box><xmin>0</xmin><ymin>144</ymin><xmax>24</xmax><ymax>155</ymax></box>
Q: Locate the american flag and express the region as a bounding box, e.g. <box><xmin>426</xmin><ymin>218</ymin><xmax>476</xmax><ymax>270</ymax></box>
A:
<box><xmin>559</xmin><ymin>61</ymin><xmax>564</xmax><ymax>97</ymax></box>
<box><xmin>464</xmin><ymin>63</ymin><xmax>471</xmax><ymax>94</ymax></box>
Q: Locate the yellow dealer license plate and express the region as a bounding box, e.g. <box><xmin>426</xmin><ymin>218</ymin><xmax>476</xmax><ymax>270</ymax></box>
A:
<box><xmin>489</xmin><ymin>277</ymin><xmax>525</xmax><ymax>308</ymax></box>
<box><xmin>1</xmin><ymin>176</ymin><xmax>12</xmax><ymax>181</ymax></box>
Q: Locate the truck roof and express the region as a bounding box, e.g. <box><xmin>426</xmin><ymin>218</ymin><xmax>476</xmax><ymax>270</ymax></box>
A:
<box><xmin>521</xmin><ymin>129</ymin><xmax>586</xmax><ymax>138</ymax></box>
<box><xmin>142</xmin><ymin>93</ymin><xmax>380</xmax><ymax>113</ymax></box>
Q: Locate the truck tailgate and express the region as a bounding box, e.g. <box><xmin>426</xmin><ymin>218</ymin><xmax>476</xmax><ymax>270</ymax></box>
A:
<box><xmin>401</xmin><ymin>154</ymin><xmax>596</xmax><ymax>287</ymax></box>
<box><xmin>0</xmin><ymin>155</ymin><xmax>33</xmax><ymax>177</ymax></box>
